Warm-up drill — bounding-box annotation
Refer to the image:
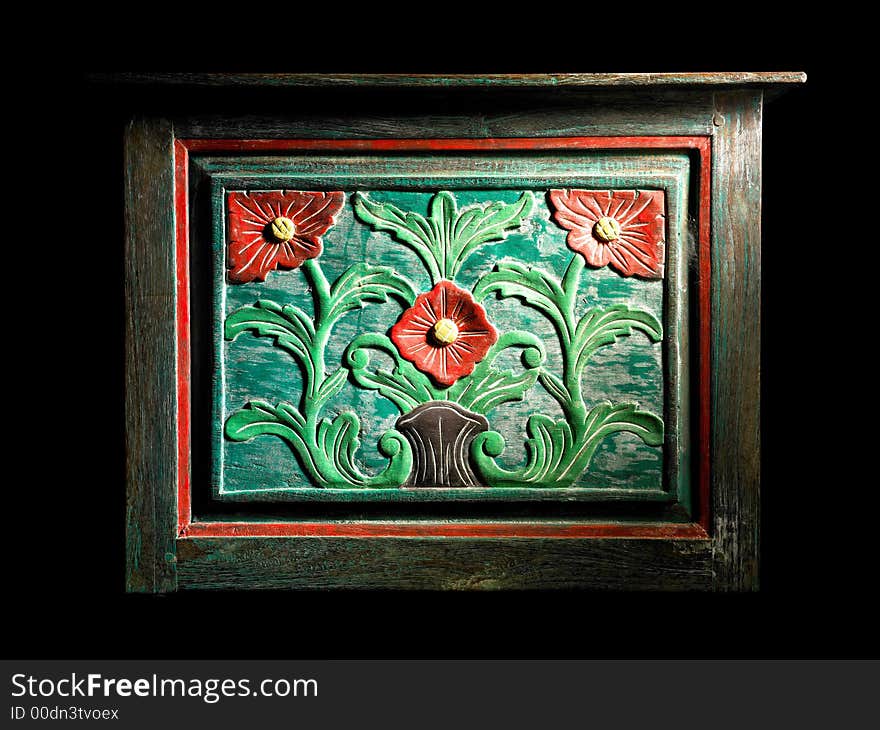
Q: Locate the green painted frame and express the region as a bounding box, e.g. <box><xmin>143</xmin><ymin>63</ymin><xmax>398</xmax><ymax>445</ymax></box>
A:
<box><xmin>124</xmin><ymin>74</ymin><xmax>803</xmax><ymax>592</ymax></box>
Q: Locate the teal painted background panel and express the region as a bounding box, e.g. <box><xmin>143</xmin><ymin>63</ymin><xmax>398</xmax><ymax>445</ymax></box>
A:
<box><xmin>220</xmin><ymin>189</ymin><xmax>663</xmax><ymax>495</ymax></box>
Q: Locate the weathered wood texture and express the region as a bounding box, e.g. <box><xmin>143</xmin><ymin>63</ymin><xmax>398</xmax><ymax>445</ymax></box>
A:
<box><xmin>710</xmin><ymin>92</ymin><xmax>762</xmax><ymax>591</ymax></box>
<box><xmin>175</xmin><ymin>93</ymin><xmax>717</xmax><ymax>139</ymax></box>
<box><xmin>118</xmin><ymin>78</ymin><xmax>784</xmax><ymax>591</ymax></box>
<box><xmin>124</xmin><ymin>118</ymin><xmax>178</xmax><ymax>592</ymax></box>
<box><xmin>96</xmin><ymin>72</ymin><xmax>807</xmax><ymax>88</ymax></box>
<box><xmin>177</xmin><ymin>536</ymin><xmax>713</xmax><ymax>590</ymax></box>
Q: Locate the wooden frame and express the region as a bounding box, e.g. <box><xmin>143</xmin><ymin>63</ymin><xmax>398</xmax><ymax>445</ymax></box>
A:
<box><xmin>192</xmin><ymin>139</ymin><xmax>700</xmax><ymax>513</ymax></box>
<box><xmin>124</xmin><ymin>73</ymin><xmax>804</xmax><ymax>591</ymax></box>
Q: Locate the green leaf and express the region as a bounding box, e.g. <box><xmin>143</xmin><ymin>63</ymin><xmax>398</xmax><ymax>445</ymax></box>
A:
<box><xmin>314</xmin><ymin>411</ymin><xmax>413</xmax><ymax>489</ymax></box>
<box><xmin>225</xmin><ymin>300</ymin><xmax>316</xmax><ymax>383</ymax></box>
<box><xmin>353</xmin><ymin>191</ymin><xmax>534</xmax><ymax>282</ymax></box>
<box><xmin>471</xmin><ymin>414</ymin><xmax>574</xmax><ymax>487</ymax></box>
<box><xmin>583</xmin><ymin>402</ymin><xmax>665</xmax><ymax>448</ymax></box>
<box><xmin>352</xmin><ymin>193</ymin><xmax>442</xmax><ymax>282</ymax></box>
<box><xmin>274</xmin><ymin>402</ymin><xmax>307</xmax><ymax>429</ymax></box>
<box><xmin>224</xmin><ymin>257</ymin><xmax>423</xmax><ymax>490</ymax></box>
<box><xmin>326</xmin><ymin>263</ymin><xmax>417</xmax><ymax>322</ymax></box>
<box><xmin>455</xmin><ymin>367</ymin><xmax>540</xmax><ymax>415</ymax></box>
<box><xmin>317</xmin><ymin>412</ymin><xmax>363</xmax><ymax>484</ymax></box>
<box><xmin>429</xmin><ymin>190</ymin><xmax>457</xmax><ymax>256</ymax></box>
<box><xmin>344</xmin><ymin>333</ymin><xmax>442</xmax><ymax>414</ymax></box>
<box><xmin>473</xmin><ymin>262</ymin><xmax>571</xmax><ymax>340</ymax></box>
<box><xmin>537</xmin><ymin>369</ymin><xmax>570</xmax><ymax>409</ymax></box>
<box><xmin>547</xmin><ymin>402</ymin><xmax>664</xmax><ymax>485</ymax></box>
<box><xmin>448</xmin><ymin>330</ymin><xmax>546</xmax><ymax>415</ymax></box>
<box><xmin>225</xmin><ymin>400</ymin><xmax>304</xmax><ymax>443</ymax></box>
<box><xmin>521</xmin><ymin>415</ymin><xmax>574</xmax><ymax>483</ymax></box>
<box><xmin>468</xmin><ymin>252</ymin><xmax>666</xmax><ymax>488</ymax></box>
<box><xmin>225</xmin><ymin>400</ymin><xmax>411</xmax><ymax>488</ymax></box>
<box><xmin>573</xmin><ymin>305</ymin><xmax>663</xmax><ymax>373</ymax></box>
<box><xmin>448</xmin><ymin>192</ymin><xmax>534</xmax><ymax>277</ymax></box>
<box><xmin>473</xmin><ymin>403</ymin><xmax>663</xmax><ymax>488</ymax></box>
<box><xmin>315</xmin><ymin>367</ymin><xmax>348</xmax><ymax>407</ymax></box>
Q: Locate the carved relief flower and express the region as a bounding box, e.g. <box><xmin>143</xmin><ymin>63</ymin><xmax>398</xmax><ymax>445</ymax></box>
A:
<box><xmin>226</xmin><ymin>191</ymin><xmax>345</xmax><ymax>284</ymax></box>
<box><xmin>391</xmin><ymin>281</ymin><xmax>498</xmax><ymax>387</ymax></box>
<box><xmin>548</xmin><ymin>189</ymin><xmax>665</xmax><ymax>279</ymax></box>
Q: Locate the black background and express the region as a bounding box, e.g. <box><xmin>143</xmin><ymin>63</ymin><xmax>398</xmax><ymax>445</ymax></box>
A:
<box><xmin>9</xmin><ymin>15</ymin><xmax>873</xmax><ymax>660</ymax></box>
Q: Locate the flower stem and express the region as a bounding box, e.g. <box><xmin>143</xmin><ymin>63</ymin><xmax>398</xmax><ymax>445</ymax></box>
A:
<box><xmin>303</xmin><ymin>258</ymin><xmax>333</xmax><ymax>400</ymax></box>
<box><xmin>562</xmin><ymin>253</ymin><xmax>585</xmax><ymax>319</ymax></box>
<box><xmin>560</xmin><ymin>253</ymin><xmax>587</xmax><ymax>422</ymax></box>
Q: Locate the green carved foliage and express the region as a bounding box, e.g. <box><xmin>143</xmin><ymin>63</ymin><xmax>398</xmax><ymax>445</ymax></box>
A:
<box><xmin>446</xmin><ymin>331</ymin><xmax>546</xmax><ymax>415</ymax></box>
<box><xmin>224</xmin><ymin>260</ymin><xmax>419</xmax><ymax>489</ymax></box>
<box><xmin>350</xmin><ymin>195</ymin><xmax>442</xmax><ymax>281</ymax></box>
<box><xmin>224</xmin><ymin>261</ymin><xmax>415</xmax><ymax>393</ymax></box>
<box><xmin>474</xmin><ymin>261</ymin><xmax>571</xmax><ymax>338</ymax></box>
<box><xmin>470</xmin><ymin>254</ymin><xmax>664</xmax><ymax>487</ymax></box>
<box><xmin>573</xmin><ymin>305</ymin><xmax>663</xmax><ymax>372</ymax></box>
<box><xmin>473</xmin><ymin>257</ymin><xmax>663</xmax><ymax>366</ymax></box>
<box><xmin>225</xmin><ymin>400</ymin><xmax>411</xmax><ymax>489</ymax></box>
<box><xmin>315</xmin><ymin>367</ymin><xmax>348</xmax><ymax>408</ymax></box>
<box><xmin>326</xmin><ymin>262</ymin><xmax>417</xmax><ymax>321</ymax></box>
<box><xmin>444</xmin><ymin>192</ymin><xmax>534</xmax><ymax>276</ymax></box>
<box><xmin>314</xmin><ymin>412</ymin><xmax>411</xmax><ymax>489</ymax></box>
<box><xmin>226</xmin><ymin>399</ymin><xmax>305</xmax><ymax>442</ymax></box>
<box><xmin>352</xmin><ymin>191</ymin><xmax>534</xmax><ymax>282</ymax></box>
<box><xmin>474</xmin><ymin>403</ymin><xmax>663</xmax><ymax>487</ymax></box>
<box><xmin>454</xmin><ymin>361</ymin><xmax>539</xmax><ymax>415</ymax></box>
<box><xmin>345</xmin><ymin>330</ymin><xmax>546</xmax><ymax>417</ymax></box>
<box><xmin>345</xmin><ymin>333</ymin><xmax>444</xmax><ymax>413</ymax></box>
<box><xmin>225</xmin><ymin>300</ymin><xmax>317</xmax><ymax>384</ymax></box>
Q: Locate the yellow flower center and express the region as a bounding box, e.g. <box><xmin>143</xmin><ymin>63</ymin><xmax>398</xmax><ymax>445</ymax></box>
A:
<box><xmin>431</xmin><ymin>318</ymin><xmax>459</xmax><ymax>346</ymax></box>
<box><xmin>270</xmin><ymin>216</ymin><xmax>296</xmax><ymax>242</ymax></box>
<box><xmin>593</xmin><ymin>216</ymin><xmax>621</xmax><ymax>243</ymax></box>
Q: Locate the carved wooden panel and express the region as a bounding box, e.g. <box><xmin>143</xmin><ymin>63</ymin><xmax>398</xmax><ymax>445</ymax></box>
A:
<box><xmin>222</xmin><ymin>185</ymin><xmax>668</xmax><ymax>495</ymax></box>
<box><xmin>185</xmin><ymin>146</ymin><xmax>696</xmax><ymax>521</ymax></box>
<box><xmin>123</xmin><ymin>73</ymin><xmax>802</xmax><ymax>591</ymax></box>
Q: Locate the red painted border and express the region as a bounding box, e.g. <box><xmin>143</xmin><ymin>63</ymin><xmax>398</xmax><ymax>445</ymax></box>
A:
<box><xmin>174</xmin><ymin>140</ymin><xmax>192</xmax><ymax>536</ymax></box>
<box><xmin>181</xmin><ymin>137</ymin><xmax>708</xmax><ymax>153</ymax></box>
<box><xmin>173</xmin><ymin>136</ymin><xmax>712</xmax><ymax>540</ymax></box>
<box><xmin>181</xmin><ymin>521</ymin><xmax>708</xmax><ymax>539</ymax></box>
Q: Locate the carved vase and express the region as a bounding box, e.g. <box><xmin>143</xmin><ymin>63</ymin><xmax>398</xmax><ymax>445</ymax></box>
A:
<box><xmin>395</xmin><ymin>401</ymin><xmax>489</xmax><ymax>487</ymax></box>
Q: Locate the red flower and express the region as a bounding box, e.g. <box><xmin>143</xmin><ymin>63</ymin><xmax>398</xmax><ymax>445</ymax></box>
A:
<box><xmin>391</xmin><ymin>281</ymin><xmax>498</xmax><ymax>387</ymax></box>
<box><xmin>548</xmin><ymin>189</ymin><xmax>665</xmax><ymax>279</ymax></box>
<box><xmin>226</xmin><ymin>191</ymin><xmax>344</xmax><ymax>284</ymax></box>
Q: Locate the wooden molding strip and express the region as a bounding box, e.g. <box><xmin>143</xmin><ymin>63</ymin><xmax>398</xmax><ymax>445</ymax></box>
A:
<box><xmin>95</xmin><ymin>72</ymin><xmax>807</xmax><ymax>88</ymax></box>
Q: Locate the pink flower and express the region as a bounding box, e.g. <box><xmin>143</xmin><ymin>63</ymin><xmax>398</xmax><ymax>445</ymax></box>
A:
<box><xmin>548</xmin><ymin>189</ymin><xmax>665</xmax><ymax>279</ymax></box>
<box><xmin>226</xmin><ymin>191</ymin><xmax>344</xmax><ymax>283</ymax></box>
